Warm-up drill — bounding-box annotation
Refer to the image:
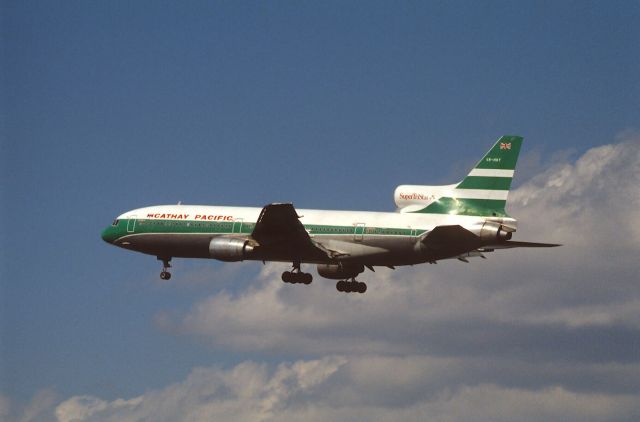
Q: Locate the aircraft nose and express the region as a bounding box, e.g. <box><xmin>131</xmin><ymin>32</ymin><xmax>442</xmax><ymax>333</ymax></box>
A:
<box><xmin>101</xmin><ymin>226</ymin><xmax>115</xmax><ymax>243</ymax></box>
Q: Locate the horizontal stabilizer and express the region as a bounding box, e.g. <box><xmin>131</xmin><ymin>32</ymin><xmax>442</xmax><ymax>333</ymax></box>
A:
<box><xmin>481</xmin><ymin>241</ymin><xmax>561</xmax><ymax>249</ymax></box>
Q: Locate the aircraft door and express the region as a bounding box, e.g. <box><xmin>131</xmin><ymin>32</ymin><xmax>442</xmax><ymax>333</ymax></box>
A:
<box><xmin>410</xmin><ymin>228</ymin><xmax>417</xmax><ymax>243</ymax></box>
<box><xmin>127</xmin><ymin>215</ymin><xmax>137</xmax><ymax>233</ymax></box>
<box><xmin>354</xmin><ymin>223</ymin><xmax>365</xmax><ymax>242</ymax></box>
<box><xmin>232</xmin><ymin>218</ymin><xmax>244</xmax><ymax>234</ymax></box>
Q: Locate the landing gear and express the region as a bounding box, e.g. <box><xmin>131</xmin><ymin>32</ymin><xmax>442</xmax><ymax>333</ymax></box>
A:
<box><xmin>336</xmin><ymin>279</ymin><xmax>367</xmax><ymax>294</ymax></box>
<box><xmin>281</xmin><ymin>262</ymin><xmax>313</xmax><ymax>285</ymax></box>
<box><xmin>158</xmin><ymin>257</ymin><xmax>172</xmax><ymax>280</ymax></box>
<box><xmin>282</xmin><ymin>271</ymin><xmax>312</xmax><ymax>284</ymax></box>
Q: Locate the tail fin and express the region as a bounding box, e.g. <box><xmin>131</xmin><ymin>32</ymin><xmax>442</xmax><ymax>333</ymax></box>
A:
<box><xmin>410</xmin><ymin>135</ymin><xmax>523</xmax><ymax>217</ymax></box>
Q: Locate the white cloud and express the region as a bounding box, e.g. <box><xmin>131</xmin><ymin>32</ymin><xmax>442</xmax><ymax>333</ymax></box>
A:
<box><xmin>55</xmin><ymin>396</ymin><xmax>113</xmax><ymax>422</ymax></box>
<box><xmin>51</xmin><ymin>356</ymin><xmax>640</xmax><ymax>422</ymax></box>
<box><xmin>55</xmin><ymin>357</ymin><xmax>346</xmax><ymax>422</ymax></box>
<box><xmin>0</xmin><ymin>389</ymin><xmax>59</xmax><ymax>422</ymax></box>
<box><xmin>20</xmin><ymin>389</ymin><xmax>58</xmax><ymax>422</ymax></box>
<box><xmin>423</xmin><ymin>384</ymin><xmax>640</xmax><ymax>422</ymax></box>
<box><xmin>0</xmin><ymin>394</ymin><xmax>11</xmax><ymax>420</ymax></box>
<box><xmin>511</xmin><ymin>138</ymin><xmax>640</xmax><ymax>251</ymax></box>
<box><xmin>505</xmin><ymin>135</ymin><xmax>640</xmax><ymax>328</ymax></box>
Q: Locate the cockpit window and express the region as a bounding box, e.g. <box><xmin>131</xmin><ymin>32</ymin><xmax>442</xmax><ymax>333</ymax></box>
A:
<box><xmin>112</xmin><ymin>219</ymin><xmax>120</xmax><ymax>226</ymax></box>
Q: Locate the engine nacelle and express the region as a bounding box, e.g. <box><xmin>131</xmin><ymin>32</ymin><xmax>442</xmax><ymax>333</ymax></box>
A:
<box><xmin>209</xmin><ymin>237</ymin><xmax>255</xmax><ymax>262</ymax></box>
<box><xmin>479</xmin><ymin>221</ymin><xmax>513</xmax><ymax>242</ymax></box>
<box><xmin>317</xmin><ymin>263</ymin><xmax>365</xmax><ymax>280</ymax></box>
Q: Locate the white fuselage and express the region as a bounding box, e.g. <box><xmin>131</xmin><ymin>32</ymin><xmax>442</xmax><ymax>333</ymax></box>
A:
<box><xmin>107</xmin><ymin>204</ymin><xmax>516</xmax><ymax>267</ymax></box>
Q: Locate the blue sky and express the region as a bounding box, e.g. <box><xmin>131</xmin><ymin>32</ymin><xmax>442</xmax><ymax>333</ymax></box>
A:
<box><xmin>2</xmin><ymin>2</ymin><xmax>640</xmax><ymax>420</ymax></box>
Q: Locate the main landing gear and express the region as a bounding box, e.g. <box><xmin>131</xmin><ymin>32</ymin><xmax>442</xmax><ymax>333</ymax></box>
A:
<box><xmin>281</xmin><ymin>262</ymin><xmax>313</xmax><ymax>285</ymax></box>
<box><xmin>158</xmin><ymin>257</ymin><xmax>172</xmax><ymax>280</ymax></box>
<box><xmin>336</xmin><ymin>279</ymin><xmax>367</xmax><ymax>294</ymax></box>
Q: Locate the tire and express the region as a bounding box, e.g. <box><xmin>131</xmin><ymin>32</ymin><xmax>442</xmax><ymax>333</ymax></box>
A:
<box><xmin>282</xmin><ymin>272</ymin><xmax>291</xmax><ymax>283</ymax></box>
<box><xmin>357</xmin><ymin>282</ymin><xmax>367</xmax><ymax>294</ymax></box>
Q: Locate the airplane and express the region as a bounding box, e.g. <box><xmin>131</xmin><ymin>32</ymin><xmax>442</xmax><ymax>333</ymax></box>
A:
<box><xmin>101</xmin><ymin>136</ymin><xmax>559</xmax><ymax>293</ymax></box>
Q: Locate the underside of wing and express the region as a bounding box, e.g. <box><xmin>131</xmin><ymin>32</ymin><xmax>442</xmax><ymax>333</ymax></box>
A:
<box><xmin>422</xmin><ymin>225</ymin><xmax>482</xmax><ymax>250</ymax></box>
<box><xmin>419</xmin><ymin>225</ymin><xmax>483</xmax><ymax>260</ymax></box>
<box><xmin>251</xmin><ymin>203</ymin><xmax>306</xmax><ymax>244</ymax></box>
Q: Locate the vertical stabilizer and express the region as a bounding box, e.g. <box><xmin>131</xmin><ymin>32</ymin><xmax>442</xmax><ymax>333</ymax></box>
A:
<box><xmin>409</xmin><ymin>135</ymin><xmax>523</xmax><ymax>217</ymax></box>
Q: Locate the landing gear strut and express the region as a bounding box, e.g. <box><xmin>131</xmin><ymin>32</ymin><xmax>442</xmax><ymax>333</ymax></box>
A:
<box><xmin>336</xmin><ymin>278</ymin><xmax>367</xmax><ymax>294</ymax></box>
<box><xmin>158</xmin><ymin>257</ymin><xmax>172</xmax><ymax>280</ymax></box>
<box><xmin>281</xmin><ymin>262</ymin><xmax>312</xmax><ymax>285</ymax></box>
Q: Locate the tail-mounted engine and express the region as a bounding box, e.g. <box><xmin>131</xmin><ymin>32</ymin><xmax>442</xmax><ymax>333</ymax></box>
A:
<box><xmin>478</xmin><ymin>221</ymin><xmax>514</xmax><ymax>242</ymax></box>
<box><xmin>209</xmin><ymin>237</ymin><xmax>256</xmax><ymax>262</ymax></box>
<box><xmin>317</xmin><ymin>263</ymin><xmax>365</xmax><ymax>280</ymax></box>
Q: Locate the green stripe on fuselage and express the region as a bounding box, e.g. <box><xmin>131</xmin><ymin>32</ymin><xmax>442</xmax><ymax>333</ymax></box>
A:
<box><xmin>413</xmin><ymin>198</ymin><xmax>508</xmax><ymax>217</ymax></box>
<box><xmin>103</xmin><ymin>219</ymin><xmax>426</xmax><ymax>241</ymax></box>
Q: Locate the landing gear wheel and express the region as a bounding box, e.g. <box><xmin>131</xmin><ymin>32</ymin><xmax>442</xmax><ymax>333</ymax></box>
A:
<box><xmin>303</xmin><ymin>273</ymin><xmax>313</xmax><ymax>285</ymax></box>
<box><xmin>336</xmin><ymin>279</ymin><xmax>367</xmax><ymax>293</ymax></box>
<box><xmin>158</xmin><ymin>257</ymin><xmax>172</xmax><ymax>280</ymax></box>
<box><xmin>282</xmin><ymin>263</ymin><xmax>312</xmax><ymax>285</ymax></box>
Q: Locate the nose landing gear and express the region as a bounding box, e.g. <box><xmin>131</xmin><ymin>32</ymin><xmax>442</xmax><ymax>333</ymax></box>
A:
<box><xmin>158</xmin><ymin>257</ymin><xmax>172</xmax><ymax>280</ymax></box>
<box><xmin>336</xmin><ymin>279</ymin><xmax>367</xmax><ymax>294</ymax></box>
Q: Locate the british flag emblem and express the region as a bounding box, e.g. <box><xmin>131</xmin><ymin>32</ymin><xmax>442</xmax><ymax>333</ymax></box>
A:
<box><xmin>500</xmin><ymin>142</ymin><xmax>511</xmax><ymax>150</ymax></box>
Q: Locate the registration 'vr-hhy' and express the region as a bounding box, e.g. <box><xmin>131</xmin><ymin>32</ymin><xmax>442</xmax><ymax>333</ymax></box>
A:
<box><xmin>102</xmin><ymin>136</ymin><xmax>559</xmax><ymax>293</ymax></box>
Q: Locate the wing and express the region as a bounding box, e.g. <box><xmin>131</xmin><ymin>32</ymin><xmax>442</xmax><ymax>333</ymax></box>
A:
<box><xmin>251</xmin><ymin>203</ymin><xmax>307</xmax><ymax>244</ymax></box>
<box><xmin>251</xmin><ymin>203</ymin><xmax>332</xmax><ymax>260</ymax></box>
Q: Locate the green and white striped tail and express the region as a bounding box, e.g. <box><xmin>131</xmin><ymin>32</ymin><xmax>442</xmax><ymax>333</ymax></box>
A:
<box><xmin>413</xmin><ymin>135</ymin><xmax>523</xmax><ymax>217</ymax></box>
